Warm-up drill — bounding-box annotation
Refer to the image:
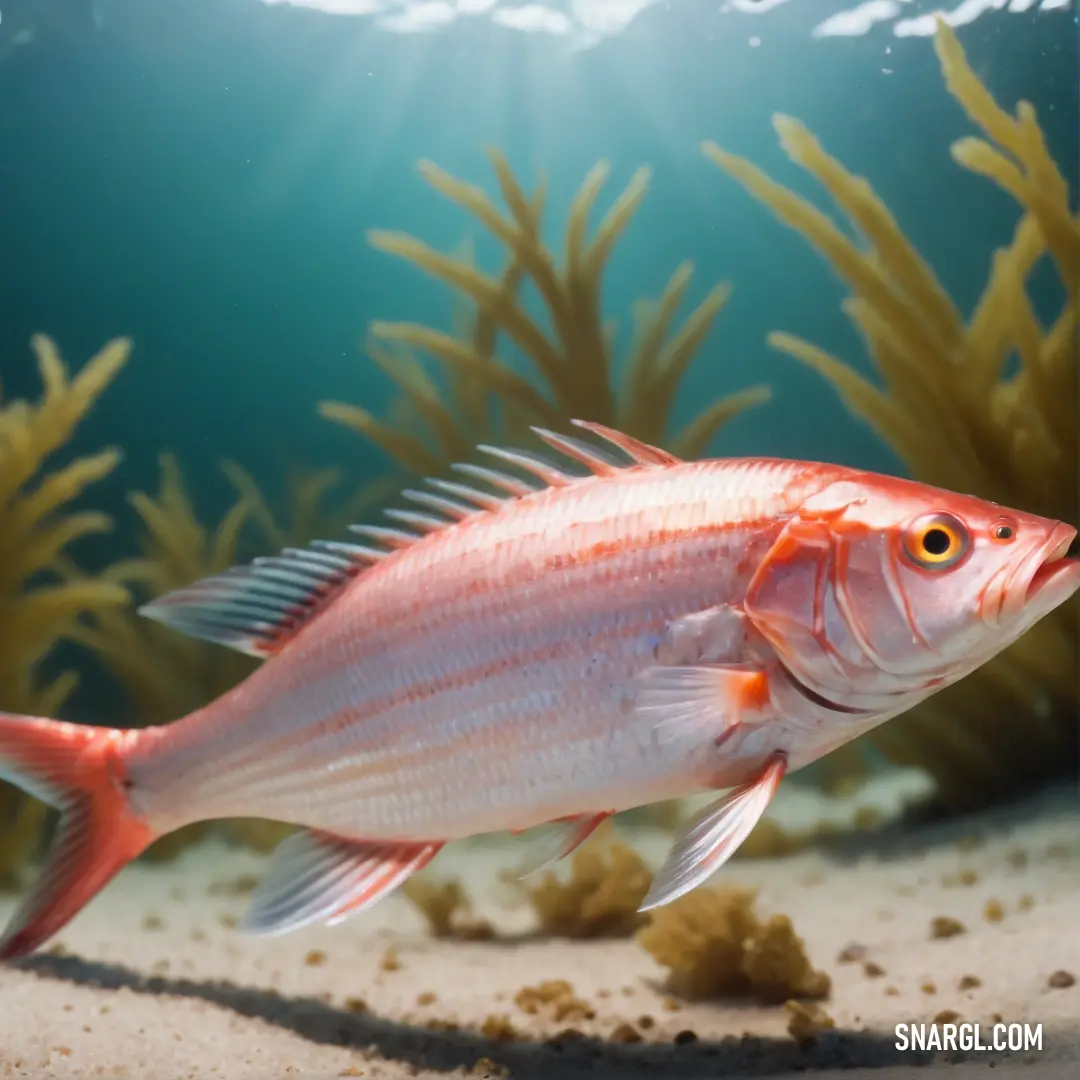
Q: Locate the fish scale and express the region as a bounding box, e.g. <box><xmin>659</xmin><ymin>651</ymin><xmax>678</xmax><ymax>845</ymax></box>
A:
<box><xmin>125</xmin><ymin>458</ymin><xmax>806</xmax><ymax>832</ymax></box>
<box><xmin>1</xmin><ymin>419</ymin><xmax>1077</xmax><ymax>956</ymax></box>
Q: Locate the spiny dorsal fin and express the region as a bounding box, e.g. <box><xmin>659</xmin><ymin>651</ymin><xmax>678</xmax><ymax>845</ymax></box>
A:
<box><xmin>567</xmin><ymin>419</ymin><xmax>683</xmax><ymax>467</ymax></box>
<box><xmin>139</xmin><ymin>421</ymin><xmax>681</xmax><ymax>656</ymax></box>
<box><xmin>396</xmin><ymin>418</ymin><xmax>679</xmax><ymax>526</ymax></box>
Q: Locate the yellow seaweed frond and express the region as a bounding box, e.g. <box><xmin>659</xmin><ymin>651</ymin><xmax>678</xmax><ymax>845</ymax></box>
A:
<box><xmin>0</xmin><ymin>783</ymin><xmax>48</xmax><ymax>891</ymax></box>
<box><xmin>0</xmin><ymin>334</ymin><xmax>132</xmax><ymax>881</ymax></box>
<box><xmin>703</xmin><ymin>21</ymin><xmax>1078</xmax><ymax>808</ymax></box>
<box><xmin>322</xmin><ymin>148</ymin><xmax>769</xmax><ymax>472</ymax></box>
<box><xmin>71</xmin><ymin>448</ymin><xmax>391</xmax><ymax>733</ymax></box>
<box><xmin>220</xmin><ymin>459</ymin><xmax>398</xmax><ymax>553</ymax></box>
<box><xmin>0</xmin><ymin>334</ymin><xmax>132</xmax><ymax>717</ymax></box>
<box><xmin>67</xmin><ymin>453</ymin><xmax>259</xmax><ymax>727</ymax></box>
<box><xmin>401</xmin><ymin>875</ymin><xmax>495</xmax><ymax>940</ymax></box>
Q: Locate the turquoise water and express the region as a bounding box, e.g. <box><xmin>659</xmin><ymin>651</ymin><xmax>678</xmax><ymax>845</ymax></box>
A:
<box><xmin>2</xmin><ymin>13</ymin><xmax>1079</xmax><ymax>1072</ymax></box>
<box><xmin>0</xmin><ymin>0</ymin><xmax>1076</xmax><ymax>713</ymax></box>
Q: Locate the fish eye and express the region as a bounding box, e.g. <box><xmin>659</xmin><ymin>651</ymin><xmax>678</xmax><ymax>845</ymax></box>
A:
<box><xmin>902</xmin><ymin>513</ymin><xmax>970</xmax><ymax>571</ymax></box>
<box><xmin>990</xmin><ymin>517</ymin><xmax>1016</xmax><ymax>543</ymax></box>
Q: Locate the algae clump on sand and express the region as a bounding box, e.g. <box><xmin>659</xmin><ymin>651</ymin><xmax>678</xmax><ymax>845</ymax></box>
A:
<box><xmin>704</xmin><ymin>21</ymin><xmax>1078</xmax><ymax>810</ymax></box>
<box><xmin>520</xmin><ymin>839</ymin><xmax>654</xmax><ymax>939</ymax></box>
<box><xmin>637</xmin><ymin>884</ymin><xmax>830</xmax><ymax>1004</ymax></box>
<box><xmin>0</xmin><ymin>334</ymin><xmax>132</xmax><ymax>883</ymax></box>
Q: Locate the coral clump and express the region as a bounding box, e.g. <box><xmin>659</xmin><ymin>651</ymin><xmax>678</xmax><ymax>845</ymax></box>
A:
<box><xmin>321</xmin><ymin>150</ymin><xmax>769</xmax><ymax>477</ymax></box>
<box><xmin>0</xmin><ymin>334</ymin><xmax>132</xmax><ymax>882</ymax></box>
<box><xmin>522</xmin><ymin>839</ymin><xmax>653</xmax><ymax>939</ymax></box>
<box><xmin>743</xmin><ymin>913</ymin><xmax>832</xmax><ymax>1004</ymax></box>
<box><xmin>703</xmin><ymin>21</ymin><xmax>1078</xmax><ymax>809</ymax></box>
<box><xmin>636</xmin><ymin>884</ymin><xmax>830</xmax><ymax>1003</ymax></box>
<box><xmin>401</xmin><ymin>875</ymin><xmax>495</xmax><ymax>940</ymax></box>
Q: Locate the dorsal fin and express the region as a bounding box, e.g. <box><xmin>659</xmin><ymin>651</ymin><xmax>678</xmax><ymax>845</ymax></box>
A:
<box><xmin>137</xmin><ymin>539</ymin><xmax>383</xmax><ymax>657</ymax></box>
<box><xmin>381</xmin><ymin>507</ymin><xmax>447</xmax><ymax>533</ymax></box>
<box><xmin>566</xmin><ymin>419</ymin><xmax>683</xmax><ymax>467</ymax></box>
<box><xmin>529</xmin><ymin>426</ymin><xmax>624</xmax><ymax>477</ymax></box>
<box><xmin>138</xmin><ymin>421</ymin><xmax>681</xmax><ymax>657</ymax></box>
<box><xmin>346</xmin><ymin>524</ymin><xmax>418</xmax><ymax>549</ymax></box>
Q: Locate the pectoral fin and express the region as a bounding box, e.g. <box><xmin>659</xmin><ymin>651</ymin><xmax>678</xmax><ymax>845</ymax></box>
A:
<box><xmin>634</xmin><ymin>663</ymin><xmax>770</xmax><ymax>746</ymax></box>
<box><xmin>638</xmin><ymin>754</ymin><xmax>786</xmax><ymax>911</ymax></box>
<box><xmin>242</xmin><ymin>830</ymin><xmax>442</xmax><ymax>935</ymax></box>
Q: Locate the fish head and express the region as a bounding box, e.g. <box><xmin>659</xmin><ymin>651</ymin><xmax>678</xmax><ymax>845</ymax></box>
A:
<box><xmin>744</xmin><ymin>473</ymin><xmax>1080</xmax><ymax>715</ymax></box>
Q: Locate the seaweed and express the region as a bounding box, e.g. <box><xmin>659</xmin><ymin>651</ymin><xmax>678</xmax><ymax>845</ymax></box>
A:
<box><xmin>0</xmin><ymin>787</ymin><xmax>45</xmax><ymax>891</ymax></box>
<box><xmin>69</xmin><ymin>455</ymin><xmax>387</xmax><ymax>730</ymax></box>
<box><xmin>703</xmin><ymin>21</ymin><xmax>1078</xmax><ymax>809</ymax></box>
<box><xmin>0</xmin><ymin>334</ymin><xmax>132</xmax><ymax>882</ymax></box>
<box><xmin>220</xmin><ymin>459</ymin><xmax>398</xmax><ymax>556</ymax></box>
<box><xmin>67</xmin><ymin>453</ymin><xmax>259</xmax><ymax>729</ymax></box>
<box><xmin>519</xmin><ymin>837</ymin><xmax>653</xmax><ymax>939</ymax></box>
<box><xmin>320</xmin><ymin>149</ymin><xmax>770</xmax><ymax>473</ymax></box>
<box><xmin>401</xmin><ymin>875</ymin><xmax>495</xmax><ymax>940</ymax></box>
<box><xmin>636</xmin><ymin>885</ymin><xmax>830</xmax><ymax>1004</ymax></box>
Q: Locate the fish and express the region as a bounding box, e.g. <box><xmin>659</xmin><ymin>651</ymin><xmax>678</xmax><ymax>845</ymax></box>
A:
<box><xmin>0</xmin><ymin>420</ymin><xmax>1077</xmax><ymax>959</ymax></box>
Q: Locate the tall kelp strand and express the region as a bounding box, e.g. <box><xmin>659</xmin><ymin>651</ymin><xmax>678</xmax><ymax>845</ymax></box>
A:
<box><xmin>68</xmin><ymin>456</ymin><xmax>391</xmax><ymax>734</ymax></box>
<box><xmin>320</xmin><ymin>149</ymin><xmax>771</xmax><ymax>473</ymax></box>
<box><xmin>0</xmin><ymin>334</ymin><xmax>131</xmax><ymax>883</ymax></box>
<box><xmin>703</xmin><ymin>21</ymin><xmax>1078</xmax><ymax>809</ymax></box>
<box><xmin>66</xmin><ymin>454</ymin><xmax>260</xmax><ymax>730</ymax></box>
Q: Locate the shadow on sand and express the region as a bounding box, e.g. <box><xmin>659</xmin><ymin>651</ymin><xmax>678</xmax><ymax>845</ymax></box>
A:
<box><xmin>16</xmin><ymin>950</ymin><xmax>931</xmax><ymax>1078</ymax></box>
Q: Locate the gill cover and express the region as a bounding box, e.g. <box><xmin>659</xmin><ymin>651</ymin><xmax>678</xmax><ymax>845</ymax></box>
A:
<box><xmin>743</xmin><ymin>482</ymin><xmax>913</xmax><ymax>699</ymax></box>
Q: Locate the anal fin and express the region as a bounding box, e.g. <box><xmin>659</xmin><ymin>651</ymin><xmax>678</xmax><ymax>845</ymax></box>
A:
<box><xmin>242</xmin><ymin>830</ymin><xmax>442</xmax><ymax>936</ymax></box>
<box><xmin>639</xmin><ymin>753</ymin><xmax>786</xmax><ymax>911</ymax></box>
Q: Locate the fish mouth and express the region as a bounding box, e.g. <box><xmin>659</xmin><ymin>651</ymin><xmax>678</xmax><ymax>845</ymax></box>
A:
<box><xmin>1025</xmin><ymin>524</ymin><xmax>1080</xmax><ymax>605</ymax></box>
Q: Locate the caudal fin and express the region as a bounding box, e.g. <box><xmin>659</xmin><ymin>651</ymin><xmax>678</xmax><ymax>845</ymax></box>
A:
<box><xmin>0</xmin><ymin>713</ymin><xmax>155</xmax><ymax>959</ymax></box>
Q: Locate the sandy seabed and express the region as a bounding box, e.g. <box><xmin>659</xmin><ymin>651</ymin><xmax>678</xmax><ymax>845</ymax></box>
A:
<box><xmin>0</xmin><ymin>779</ymin><xmax>1077</xmax><ymax>1080</ymax></box>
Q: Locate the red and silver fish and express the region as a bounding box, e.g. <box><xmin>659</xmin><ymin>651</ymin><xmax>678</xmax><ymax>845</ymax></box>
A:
<box><xmin>1</xmin><ymin>420</ymin><xmax>1077</xmax><ymax>958</ymax></box>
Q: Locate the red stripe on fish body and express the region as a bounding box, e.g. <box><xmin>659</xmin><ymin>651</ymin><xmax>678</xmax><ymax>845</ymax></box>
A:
<box><xmin>125</xmin><ymin>457</ymin><xmax>824</xmax><ymax>838</ymax></box>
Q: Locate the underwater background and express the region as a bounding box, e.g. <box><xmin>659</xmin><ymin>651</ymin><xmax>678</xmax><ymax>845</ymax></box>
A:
<box><xmin>0</xmin><ymin>0</ymin><xmax>1077</xmax><ymax>872</ymax></box>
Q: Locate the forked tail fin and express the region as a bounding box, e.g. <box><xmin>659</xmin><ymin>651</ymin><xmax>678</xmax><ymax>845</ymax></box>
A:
<box><xmin>0</xmin><ymin>713</ymin><xmax>155</xmax><ymax>959</ymax></box>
